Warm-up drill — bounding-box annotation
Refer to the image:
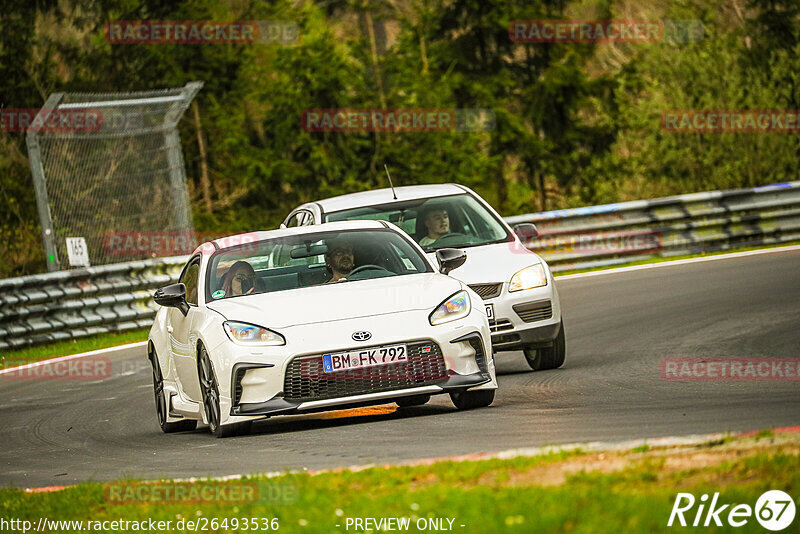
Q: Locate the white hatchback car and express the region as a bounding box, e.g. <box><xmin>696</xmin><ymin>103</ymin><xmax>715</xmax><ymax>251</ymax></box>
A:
<box><xmin>283</xmin><ymin>184</ymin><xmax>565</xmax><ymax>371</ymax></box>
<box><xmin>148</xmin><ymin>221</ymin><xmax>496</xmax><ymax>437</ymax></box>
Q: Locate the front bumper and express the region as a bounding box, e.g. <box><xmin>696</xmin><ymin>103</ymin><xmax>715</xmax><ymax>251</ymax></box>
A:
<box><xmin>231</xmin><ymin>371</ymin><xmax>489</xmax><ymax>417</ymax></box>
<box><xmin>213</xmin><ymin>308</ymin><xmax>496</xmax><ymax>424</ymax></box>
<box><xmin>473</xmin><ymin>276</ymin><xmax>562</xmax><ymax>352</ymax></box>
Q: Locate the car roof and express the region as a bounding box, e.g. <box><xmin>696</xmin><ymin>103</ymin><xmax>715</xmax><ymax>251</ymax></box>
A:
<box><xmin>314</xmin><ymin>183</ymin><xmax>468</xmax><ymax>213</ymax></box>
<box><xmin>205</xmin><ymin>220</ymin><xmax>389</xmax><ymax>253</ymax></box>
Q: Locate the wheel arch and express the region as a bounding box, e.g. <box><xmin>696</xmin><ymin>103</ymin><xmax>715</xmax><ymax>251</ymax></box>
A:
<box><xmin>194</xmin><ymin>334</ymin><xmax>232</xmax><ymax>398</ymax></box>
<box><xmin>147</xmin><ymin>338</ymin><xmax>167</xmax><ymax>379</ymax></box>
<box><xmin>148</xmin><ymin>308</ymin><xmax>172</xmax><ymax>375</ymax></box>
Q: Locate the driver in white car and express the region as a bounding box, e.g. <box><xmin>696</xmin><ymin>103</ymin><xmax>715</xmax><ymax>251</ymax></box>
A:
<box><xmin>418</xmin><ymin>206</ymin><xmax>450</xmax><ymax>246</ymax></box>
<box><xmin>324</xmin><ymin>239</ymin><xmax>355</xmax><ymax>283</ymax></box>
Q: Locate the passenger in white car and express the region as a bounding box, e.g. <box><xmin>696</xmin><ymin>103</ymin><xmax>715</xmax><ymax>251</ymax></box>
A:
<box><xmin>220</xmin><ymin>261</ymin><xmax>258</xmax><ymax>296</ymax></box>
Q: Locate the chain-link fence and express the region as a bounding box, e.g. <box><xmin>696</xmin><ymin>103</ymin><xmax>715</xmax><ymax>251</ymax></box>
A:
<box><xmin>26</xmin><ymin>82</ymin><xmax>203</xmax><ymax>271</ymax></box>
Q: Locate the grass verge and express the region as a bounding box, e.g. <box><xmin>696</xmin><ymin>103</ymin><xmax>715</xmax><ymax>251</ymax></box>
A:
<box><xmin>1</xmin><ymin>329</ymin><xmax>149</xmax><ymax>367</ymax></box>
<box><xmin>1</xmin><ymin>431</ymin><xmax>797</xmax><ymax>533</ymax></box>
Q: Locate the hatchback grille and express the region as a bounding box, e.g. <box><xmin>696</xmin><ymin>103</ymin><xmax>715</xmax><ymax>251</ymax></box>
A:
<box><xmin>490</xmin><ymin>319</ymin><xmax>513</xmax><ymax>333</ymax></box>
<box><xmin>283</xmin><ymin>341</ymin><xmax>448</xmax><ymax>402</ymax></box>
<box><xmin>492</xmin><ymin>332</ymin><xmax>521</xmax><ymax>346</ymax></box>
<box><xmin>468</xmin><ymin>283</ymin><xmax>502</xmax><ymax>300</ymax></box>
<box><xmin>513</xmin><ymin>300</ymin><xmax>553</xmax><ymax>323</ymax></box>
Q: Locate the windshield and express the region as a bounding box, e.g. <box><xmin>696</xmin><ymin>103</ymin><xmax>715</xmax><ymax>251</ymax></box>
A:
<box><xmin>325</xmin><ymin>193</ymin><xmax>512</xmax><ymax>251</ymax></box>
<box><xmin>205</xmin><ymin>229</ymin><xmax>432</xmax><ymax>301</ymax></box>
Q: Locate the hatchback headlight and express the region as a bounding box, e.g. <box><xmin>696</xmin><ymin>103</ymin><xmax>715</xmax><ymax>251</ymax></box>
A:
<box><xmin>509</xmin><ymin>263</ymin><xmax>548</xmax><ymax>292</ymax></box>
<box><xmin>223</xmin><ymin>321</ymin><xmax>285</xmax><ymax>346</ymax></box>
<box><xmin>429</xmin><ymin>291</ymin><xmax>471</xmax><ymax>325</ymax></box>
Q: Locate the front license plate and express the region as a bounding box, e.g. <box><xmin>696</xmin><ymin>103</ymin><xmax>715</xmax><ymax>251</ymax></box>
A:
<box><xmin>323</xmin><ymin>344</ymin><xmax>408</xmax><ymax>373</ymax></box>
<box><xmin>485</xmin><ymin>304</ymin><xmax>495</xmax><ymax>321</ymax></box>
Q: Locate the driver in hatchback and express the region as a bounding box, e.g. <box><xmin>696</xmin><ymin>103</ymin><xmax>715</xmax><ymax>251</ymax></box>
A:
<box><xmin>418</xmin><ymin>206</ymin><xmax>450</xmax><ymax>246</ymax></box>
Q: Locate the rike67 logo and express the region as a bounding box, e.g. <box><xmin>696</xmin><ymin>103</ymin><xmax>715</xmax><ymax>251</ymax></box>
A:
<box><xmin>668</xmin><ymin>490</ymin><xmax>796</xmax><ymax>531</ymax></box>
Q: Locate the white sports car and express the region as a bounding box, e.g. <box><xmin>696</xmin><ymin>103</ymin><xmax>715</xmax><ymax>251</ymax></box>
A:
<box><xmin>148</xmin><ymin>221</ymin><xmax>497</xmax><ymax>437</ymax></box>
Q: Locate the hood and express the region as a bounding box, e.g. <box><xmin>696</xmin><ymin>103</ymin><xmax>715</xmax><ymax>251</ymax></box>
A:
<box><xmin>426</xmin><ymin>241</ymin><xmax>545</xmax><ymax>284</ymax></box>
<box><xmin>206</xmin><ymin>272</ymin><xmax>462</xmax><ymax>328</ymax></box>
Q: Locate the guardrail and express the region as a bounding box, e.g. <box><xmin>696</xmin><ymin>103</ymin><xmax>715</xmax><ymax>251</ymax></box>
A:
<box><xmin>0</xmin><ymin>258</ymin><xmax>185</xmax><ymax>351</ymax></box>
<box><xmin>509</xmin><ymin>181</ymin><xmax>800</xmax><ymax>272</ymax></box>
<box><xmin>2</xmin><ymin>181</ymin><xmax>799</xmax><ymax>350</ymax></box>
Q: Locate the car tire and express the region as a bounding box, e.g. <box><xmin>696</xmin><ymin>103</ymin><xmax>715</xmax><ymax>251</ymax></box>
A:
<box><xmin>213</xmin><ymin>420</ymin><xmax>253</xmax><ymax>438</ymax></box>
<box><xmin>524</xmin><ymin>320</ymin><xmax>566</xmax><ymax>371</ymax></box>
<box><xmin>450</xmin><ymin>389</ymin><xmax>495</xmax><ymax>410</ymax></box>
<box><xmin>197</xmin><ymin>344</ymin><xmax>252</xmax><ymax>438</ymax></box>
<box><xmin>395</xmin><ymin>394</ymin><xmax>431</xmax><ymax>408</ymax></box>
<box><xmin>149</xmin><ymin>350</ymin><xmax>197</xmax><ymax>433</ymax></box>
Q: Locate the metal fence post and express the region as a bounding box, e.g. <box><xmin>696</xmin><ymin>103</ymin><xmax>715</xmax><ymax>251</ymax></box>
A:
<box><xmin>165</xmin><ymin>82</ymin><xmax>204</xmax><ymax>232</ymax></box>
<box><xmin>26</xmin><ymin>93</ymin><xmax>65</xmax><ymax>272</ymax></box>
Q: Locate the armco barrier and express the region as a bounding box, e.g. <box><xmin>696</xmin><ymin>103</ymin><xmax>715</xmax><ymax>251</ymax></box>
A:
<box><xmin>2</xmin><ymin>182</ymin><xmax>799</xmax><ymax>350</ymax></box>
<box><xmin>508</xmin><ymin>181</ymin><xmax>800</xmax><ymax>272</ymax></box>
<box><xmin>0</xmin><ymin>257</ymin><xmax>186</xmax><ymax>351</ymax></box>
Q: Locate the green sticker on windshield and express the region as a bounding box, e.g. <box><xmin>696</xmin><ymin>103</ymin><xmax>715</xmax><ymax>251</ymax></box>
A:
<box><xmin>212</xmin><ymin>289</ymin><xmax>225</xmax><ymax>299</ymax></box>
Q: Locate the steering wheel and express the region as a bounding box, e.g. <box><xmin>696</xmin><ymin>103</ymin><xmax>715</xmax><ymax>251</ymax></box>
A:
<box><xmin>349</xmin><ymin>264</ymin><xmax>391</xmax><ymax>276</ymax></box>
<box><xmin>435</xmin><ymin>233</ymin><xmax>464</xmax><ymax>240</ymax></box>
<box><xmin>432</xmin><ymin>232</ymin><xmax>471</xmax><ymax>246</ymax></box>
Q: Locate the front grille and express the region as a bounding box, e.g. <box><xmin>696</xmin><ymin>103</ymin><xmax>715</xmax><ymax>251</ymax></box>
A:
<box><xmin>513</xmin><ymin>300</ymin><xmax>553</xmax><ymax>323</ymax></box>
<box><xmin>283</xmin><ymin>341</ymin><xmax>448</xmax><ymax>402</ymax></box>
<box><xmin>490</xmin><ymin>319</ymin><xmax>513</xmax><ymax>333</ymax></box>
<box><xmin>468</xmin><ymin>283</ymin><xmax>502</xmax><ymax>300</ymax></box>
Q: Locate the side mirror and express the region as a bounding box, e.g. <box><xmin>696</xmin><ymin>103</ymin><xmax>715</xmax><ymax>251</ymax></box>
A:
<box><xmin>513</xmin><ymin>223</ymin><xmax>538</xmax><ymax>240</ymax></box>
<box><xmin>435</xmin><ymin>248</ymin><xmax>467</xmax><ymax>275</ymax></box>
<box><xmin>154</xmin><ymin>283</ymin><xmax>189</xmax><ymax>316</ymax></box>
<box><xmin>279</xmin><ymin>223</ymin><xmax>287</xmax><ymax>230</ymax></box>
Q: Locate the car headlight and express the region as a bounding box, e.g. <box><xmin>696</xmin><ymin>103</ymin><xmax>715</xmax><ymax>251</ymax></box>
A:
<box><xmin>509</xmin><ymin>263</ymin><xmax>548</xmax><ymax>292</ymax></box>
<box><xmin>223</xmin><ymin>321</ymin><xmax>285</xmax><ymax>346</ymax></box>
<box><xmin>429</xmin><ymin>290</ymin><xmax>471</xmax><ymax>325</ymax></box>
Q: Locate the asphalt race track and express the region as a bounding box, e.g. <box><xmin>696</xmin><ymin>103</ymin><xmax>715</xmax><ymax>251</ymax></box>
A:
<box><xmin>1</xmin><ymin>249</ymin><xmax>798</xmax><ymax>488</ymax></box>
